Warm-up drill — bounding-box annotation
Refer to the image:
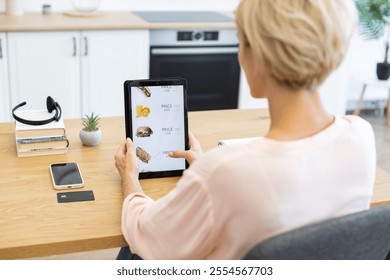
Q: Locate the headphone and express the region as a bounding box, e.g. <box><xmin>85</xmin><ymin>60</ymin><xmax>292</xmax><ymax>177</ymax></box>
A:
<box><xmin>12</xmin><ymin>96</ymin><xmax>62</xmax><ymax>126</ymax></box>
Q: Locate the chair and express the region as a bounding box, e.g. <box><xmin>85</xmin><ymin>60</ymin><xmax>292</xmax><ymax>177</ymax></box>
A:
<box><xmin>243</xmin><ymin>206</ymin><xmax>390</xmax><ymax>260</ymax></box>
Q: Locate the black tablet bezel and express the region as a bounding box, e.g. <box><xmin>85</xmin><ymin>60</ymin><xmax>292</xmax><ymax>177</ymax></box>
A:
<box><xmin>124</xmin><ymin>78</ymin><xmax>189</xmax><ymax>179</ymax></box>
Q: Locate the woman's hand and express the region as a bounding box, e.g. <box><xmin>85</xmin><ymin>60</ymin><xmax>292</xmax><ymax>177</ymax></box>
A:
<box><xmin>169</xmin><ymin>132</ymin><xmax>203</xmax><ymax>165</ymax></box>
<box><xmin>114</xmin><ymin>138</ymin><xmax>143</xmax><ymax>197</ymax></box>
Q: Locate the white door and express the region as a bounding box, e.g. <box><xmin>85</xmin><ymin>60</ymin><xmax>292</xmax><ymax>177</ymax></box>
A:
<box><xmin>8</xmin><ymin>31</ymin><xmax>81</xmax><ymax>118</ymax></box>
<box><xmin>81</xmin><ymin>30</ymin><xmax>149</xmax><ymax>117</ymax></box>
<box><xmin>0</xmin><ymin>33</ymin><xmax>10</xmax><ymax>122</ymax></box>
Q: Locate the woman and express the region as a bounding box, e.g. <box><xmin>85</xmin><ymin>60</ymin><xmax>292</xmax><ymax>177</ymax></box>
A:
<box><xmin>115</xmin><ymin>0</ymin><xmax>376</xmax><ymax>259</ymax></box>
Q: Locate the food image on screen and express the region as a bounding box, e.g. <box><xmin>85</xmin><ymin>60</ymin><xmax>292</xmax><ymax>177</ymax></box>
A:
<box><xmin>137</xmin><ymin>86</ymin><xmax>152</xmax><ymax>97</ymax></box>
<box><xmin>136</xmin><ymin>146</ymin><xmax>151</xmax><ymax>163</ymax></box>
<box><xmin>136</xmin><ymin>126</ymin><xmax>153</xmax><ymax>137</ymax></box>
<box><xmin>136</xmin><ymin>105</ymin><xmax>150</xmax><ymax>118</ymax></box>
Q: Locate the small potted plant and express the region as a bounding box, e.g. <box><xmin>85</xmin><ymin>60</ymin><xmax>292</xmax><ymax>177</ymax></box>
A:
<box><xmin>79</xmin><ymin>112</ymin><xmax>102</xmax><ymax>146</ymax></box>
<box><xmin>356</xmin><ymin>0</ymin><xmax>390</xmax><ymax>80</ymax></box>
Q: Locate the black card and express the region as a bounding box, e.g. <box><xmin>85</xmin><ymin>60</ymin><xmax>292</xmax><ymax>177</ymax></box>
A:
<box><xmin>57</xmin><ymin>190</ymin><xmax>95</xmax><ymax>203</ymax></box>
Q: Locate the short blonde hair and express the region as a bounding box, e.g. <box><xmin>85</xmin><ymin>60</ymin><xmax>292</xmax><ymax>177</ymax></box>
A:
<box><xmin>235</xmin><ymin>0</ymin><xmax>357</xmax><ymax>90</ymax></box>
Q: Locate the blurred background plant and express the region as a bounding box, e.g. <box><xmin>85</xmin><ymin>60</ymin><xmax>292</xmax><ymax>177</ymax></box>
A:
<box><xmin>355</xmin><ymin>0</ymin><xmax>390</xmax><ymax>63</ymax></box>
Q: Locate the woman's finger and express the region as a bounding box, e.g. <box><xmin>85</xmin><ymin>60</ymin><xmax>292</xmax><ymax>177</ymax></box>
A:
<box><xmin>169</xmin><ymin>150</ymin><xmax>188</xmax><ymax>159</ymax></box>
<box><xmin>125</xmin><ymin>138</ymin><xmax>133</xmax><ymax>155</ymax></box>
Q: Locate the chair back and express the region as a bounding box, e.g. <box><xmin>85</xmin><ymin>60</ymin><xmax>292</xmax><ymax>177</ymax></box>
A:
<box><xmin>244</xmin><ymin>206</ymin><xmax>390</xmax><ymax>260</ymax></box>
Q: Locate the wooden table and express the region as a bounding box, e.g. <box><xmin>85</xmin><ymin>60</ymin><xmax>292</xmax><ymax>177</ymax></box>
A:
<box><xmin>0</xmin><ymin>109</ymin><xmax>389</xmax><ymax>259</ymax></box>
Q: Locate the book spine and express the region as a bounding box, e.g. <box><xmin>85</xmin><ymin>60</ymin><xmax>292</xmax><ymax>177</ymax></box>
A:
<box><xmin>17</xmin><ymin>147</ymin><xmax>68</xmax><ymax>153</ymax></box>
<box><xmin>17</xmin><ymin>136</ymin><xmax>68</xmax><ymax>144</ymax></box>
<box><xmin>16</xmin><ymin>148</ymin><xmax>68</xmax><ymax>157</ymax></box>
<box><xmin>15</xmin><ymin>128</ymin><xmax>66</xmax><ymax>139</ymax></box>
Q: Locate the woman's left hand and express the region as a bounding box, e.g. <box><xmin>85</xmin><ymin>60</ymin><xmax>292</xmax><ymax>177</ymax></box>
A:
<box><xmin>114</xmin><ymin>138</ymin><xmax>143</xmax><ymax>196</ymax></box>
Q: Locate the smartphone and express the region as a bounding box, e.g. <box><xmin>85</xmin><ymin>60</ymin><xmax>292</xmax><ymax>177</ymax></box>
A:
<box><xmin>50</xmin><ymin>162</ymin><xmax>84</xmax><ymax>190</ymax></box>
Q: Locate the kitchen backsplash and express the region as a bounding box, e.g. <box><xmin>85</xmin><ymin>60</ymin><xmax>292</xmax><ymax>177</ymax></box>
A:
<box><xmin>0</xmin><ymin>0</ymin><xmax>240</xmax><ymax>12</ymax></box>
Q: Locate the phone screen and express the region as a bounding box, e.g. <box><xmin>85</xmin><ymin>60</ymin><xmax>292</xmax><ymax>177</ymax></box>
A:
<box><xmin>130</xmin><ymin>85</ymin><xmax>186</xmax><ymax>174</ymax></box>
<box><xmin>51</xmin><ymin>162</ymin><xmax>83</xmax><ymax>186</ymax></box>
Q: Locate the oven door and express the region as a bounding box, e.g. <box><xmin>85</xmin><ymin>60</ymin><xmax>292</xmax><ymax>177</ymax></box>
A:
<box><xmin>150</xmin><ymin>46</ymin><xmax>240</xmax><ymax>111</ymax></box>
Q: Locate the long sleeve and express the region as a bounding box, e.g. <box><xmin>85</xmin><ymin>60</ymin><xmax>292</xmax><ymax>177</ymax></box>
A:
<box><xmin>121</xmin><ymin>170</ymin><xmax>216</xmax><ymax>259</ymax></box>
<box><xmin>122</xmin><ymin>115</ymin><xmax>376</xmax><ymax>259</ymax></box>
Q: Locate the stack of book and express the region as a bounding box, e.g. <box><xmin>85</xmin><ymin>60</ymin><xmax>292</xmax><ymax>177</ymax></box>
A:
<box><xmin>15</xmin><ymin>110</ymin><xmax>69</xmax><ymax>157</ymax></box>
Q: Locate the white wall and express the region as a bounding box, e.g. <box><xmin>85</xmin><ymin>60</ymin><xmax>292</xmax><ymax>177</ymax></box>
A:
<box><xmin>319</xmin><ymin>30</ymin><xmax>389</xmax><ymax>113</ymax></box>
<box><xmin>0</xmin><ymin>0</ymin><xmax>240</xmax><ymax>12</ymax></box>
<box><xmin>345</xmin><ymin>32</ymin><xmax>389</xmax><ymax>110</ymax></box>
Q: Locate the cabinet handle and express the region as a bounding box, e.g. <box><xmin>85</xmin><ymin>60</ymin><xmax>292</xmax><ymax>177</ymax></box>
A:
<box><xmin>0</xmin><ymin>39</ymin><xmax>2</xmax><ymax>59</ymax></box>
<box><xmin>72</xmin><ymin>37</ymin><xmax>77</xmax><ymax>56</ymax></box>
<box><xmin>84</xmin><ymin>37</ymin><xmax>88</xmax><ymax>56</ymax></box>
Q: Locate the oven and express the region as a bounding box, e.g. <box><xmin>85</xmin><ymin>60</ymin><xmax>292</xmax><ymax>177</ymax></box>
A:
<box><xmin>149</xmin><ymin>29</ymin><xmax>240</xmax><ymax>111</ymax></box>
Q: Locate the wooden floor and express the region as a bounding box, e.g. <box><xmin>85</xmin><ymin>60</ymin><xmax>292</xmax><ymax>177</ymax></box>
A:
<box><xmin>28</xmin><ymin>110</ymin><xmax>390</xmax><ymax>260</ymax></box>
<box><xmin>360</xmin><ymin>111</ymin><xmax>390</xmax><ymax>174</ymax></box>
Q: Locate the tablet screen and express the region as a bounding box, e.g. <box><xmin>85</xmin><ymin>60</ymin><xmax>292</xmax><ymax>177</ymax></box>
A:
<box><xmin>124</xmin><ymin>79</ymin><xmax>189</xmax><ymax>178</ymax></box>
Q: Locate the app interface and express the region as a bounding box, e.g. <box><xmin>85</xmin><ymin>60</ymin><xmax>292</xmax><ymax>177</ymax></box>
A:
<box><xmin>131</xmin><ymin>85</ymin><xmax>186</xmax><ymax>173</ymax></box>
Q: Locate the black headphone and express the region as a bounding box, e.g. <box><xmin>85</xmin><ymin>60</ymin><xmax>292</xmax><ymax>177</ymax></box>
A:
<box><xmin>12</xmin><ymin>96</ymin><xmax>62</xmax><ymax>126</ymax></box>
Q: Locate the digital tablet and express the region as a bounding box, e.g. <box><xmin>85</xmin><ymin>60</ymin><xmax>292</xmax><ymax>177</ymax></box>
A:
<box><xmin>124</xmin><ymin>78</ymin><xmax>189</xmax><ymax>179</ymax></box>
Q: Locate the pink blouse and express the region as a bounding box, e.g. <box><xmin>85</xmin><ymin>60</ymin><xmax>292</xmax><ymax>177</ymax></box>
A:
<box><xmin>121</xmin><ymin>115</ymin><xmax>376</xmax><ymax>259</ymax></box>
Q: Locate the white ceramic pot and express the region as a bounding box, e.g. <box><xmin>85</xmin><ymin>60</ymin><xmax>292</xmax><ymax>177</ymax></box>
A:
<box><xmin>79</xmin><ymin>128</ymin><xmax>102</xmax><ymax>146</ymax></box>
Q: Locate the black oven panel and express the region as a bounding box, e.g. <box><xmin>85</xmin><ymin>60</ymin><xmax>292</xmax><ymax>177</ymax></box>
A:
<box><xmin>177</xmin><ymin>31</ymin><xmax>219</xmax><ymax>42</ymax></box>
<box><xmin>150</xmin><ymin>29</ymin><xmax>240</xmax><ymax>112</ymax></box>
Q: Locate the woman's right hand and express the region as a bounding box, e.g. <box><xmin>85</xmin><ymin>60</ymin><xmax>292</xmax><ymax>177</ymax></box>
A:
<box><xmin>169</xmin><ymin>132</ymin><xmax>203</xmax><ymax>165</ymax></box>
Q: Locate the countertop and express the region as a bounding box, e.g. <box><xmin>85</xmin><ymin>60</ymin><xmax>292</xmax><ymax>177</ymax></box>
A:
<box><xmin>0</xmin><ymin>12</ymin><xmax>236</xmax><ymax>32</ymax></box>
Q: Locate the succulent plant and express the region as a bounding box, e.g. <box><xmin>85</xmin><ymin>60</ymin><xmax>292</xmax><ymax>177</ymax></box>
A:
<box><xmin>82</xmin><ymin>112</ymin><xmax>100</xmax><ymax>132</ymax></box>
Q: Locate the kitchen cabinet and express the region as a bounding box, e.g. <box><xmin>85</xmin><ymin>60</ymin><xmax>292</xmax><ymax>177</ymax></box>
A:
<box><xmin>7</xmin><ymin>30</ymin><xmax>149</xmax><ymax>119</ymax></box>
<box><xmin>0</xmin><ymin>33</ymin><xmax>11</xmax><ymax>122</ymax></box>
<box><xmin>8</xmin><ymin>31</ymin><xmax>81</xmax><ymax>119</ymax></box>
<box><xmin>81</xmin><ymin>30</ymin><xmax>149</xmax><ymax>117</ymax></box>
